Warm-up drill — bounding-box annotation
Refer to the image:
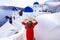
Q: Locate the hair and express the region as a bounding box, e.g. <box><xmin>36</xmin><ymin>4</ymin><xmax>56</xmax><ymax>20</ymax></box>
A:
<box><xmin>26</xmin><ymin>21</ymin><xmax>33</xmax><ymax>28</ymax></box>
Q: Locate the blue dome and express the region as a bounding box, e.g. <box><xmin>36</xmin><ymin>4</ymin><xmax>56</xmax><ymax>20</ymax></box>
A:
<box><xmin>12</xmin><ymin>7</ymin><xmax>18</xmax><ymax>11</ymax></box>
<box><xmin>34</xmin><ymin>2</ymin><xmax>39</xmax><ymax>5</ymax></box>
<box><xmin>24</xmin><ymin>6</ymin><xmax>33</xmax><ymax>12</ymax></box>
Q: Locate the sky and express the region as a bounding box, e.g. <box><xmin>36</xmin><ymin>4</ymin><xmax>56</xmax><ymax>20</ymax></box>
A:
<box><xmin>0</xmin><ymin>0</ymin><xmax>48</xmax><ymax>8</ymax></box>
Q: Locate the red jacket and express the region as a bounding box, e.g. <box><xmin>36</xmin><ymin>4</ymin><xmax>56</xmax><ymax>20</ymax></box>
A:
<box><xmin>22</xmin><ymin>21</ymin><xmax>38</xmax><ymax>40</ymax></box>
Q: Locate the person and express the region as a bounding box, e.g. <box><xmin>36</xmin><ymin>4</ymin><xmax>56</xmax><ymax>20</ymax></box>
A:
<box><xmin>5</xmin><ymin>16</ymin><xmax>12</xmax><ymax>24</ymax></box>
<box><xmin>22</xmin><ymin>16</ymin><xmax>38</xmax><ymax>40</ymax></box>
<box><xmin>19</xmin><ymin>9</ymin><xmax>23</xmax><ymax>16</ymax></box>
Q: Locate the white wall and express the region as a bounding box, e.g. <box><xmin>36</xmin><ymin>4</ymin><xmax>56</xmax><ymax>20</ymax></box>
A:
<box><xmin>0</xmin><ymin>0</ymin><xmax>48</xmax><ymax>8</ymax></box>
<box><xmin>48</xmin><ymin>0</ymin><xmax>60</xmax><ymax>2</ymax></box>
